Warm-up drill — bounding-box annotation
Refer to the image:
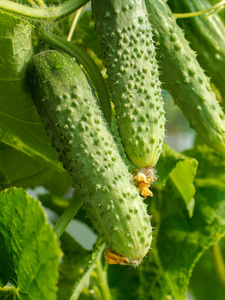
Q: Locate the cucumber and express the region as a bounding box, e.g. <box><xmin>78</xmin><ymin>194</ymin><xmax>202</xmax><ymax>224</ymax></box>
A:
<box><xmin>168</xmin><ymin>0</ymin><xmax>225</xmax><ymax>102</ymax></box>
<box><xmin>92</xmin><ymin>0</ymin><xmax>165</xmax><ymax>169</ymax></box>
<box><xmin>145</xmin><ymin>0</ymin><xmax>225</xmax><ymax>153</ymax></box>
<box><xmin>26</xmin><ymin>50</ymin><xmax>152</xmax><ymax>265</ymax></box>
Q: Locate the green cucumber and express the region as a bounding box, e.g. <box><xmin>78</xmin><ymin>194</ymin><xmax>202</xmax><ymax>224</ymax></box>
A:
<box><xmin>37</xmin><ymin>29</ymin><xmax>112</xmax><ymax>125</ymax></box>
<box><xmin>145</xmin><ymin>0</ymin><xmax>225</xmax><ymax>153</ymax></box>
<box><xmin>92</xmin><ymin>0</ymin><xmax>165</xmax><ymax>169</ymax></box>
<box><xmin>168</xmin><ymin>0</ymin><xmax>225</xmax><ymax>102</ymax></box>
<box><xmin>26</xmin><ymin>50</ymin><xmax>152</xmax><ymax>265</ymax></box>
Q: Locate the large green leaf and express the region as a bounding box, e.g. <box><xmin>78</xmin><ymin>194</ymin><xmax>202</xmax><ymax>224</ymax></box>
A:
<box><xmin>0</xmin><ymin>142</ymin><xmax>71</xmax><ymax>193</ymax></box>
<box><xmin>138</xmin><ymin>139</ymin><xmax>225</xmax><ymax>299</ymax></box>
<box><xmin>156</xmin><ymin>143</ymin><xmax>198</xmax><ymax>187</ymax></box>
<box><xmin>0</xmin><ymin>188</ymin><xmax>61</xmax><ymax>300</ymax></box>
<box><xmin>0</xmin><ymin>11</ymin><xmax>62</xmax><ymax>170</ymax></box>
<box><xmin>155</xmin><ymin>143</ymin><xmax>198</xmax><ymax>216</ymax></box>
<box><xmin>138</xmin><ymin>180</ymin><xmax>225</xmax><ymax>300</ymax></box>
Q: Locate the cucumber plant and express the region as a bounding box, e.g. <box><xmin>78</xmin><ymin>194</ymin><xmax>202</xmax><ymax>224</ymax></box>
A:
<box><xmin>1</xmin><ymin>1</ymin><xmax>225</xmax><ymax>299</ymax></box>
<box><xmin>26</xmin><ymin>50</ymin><xmax>152</xmax><ymax>266</ymax></box>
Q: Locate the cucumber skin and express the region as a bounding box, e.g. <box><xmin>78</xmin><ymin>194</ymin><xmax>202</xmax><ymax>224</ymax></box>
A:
<box><xmin>92</xmin><ymin>0</ymin><xmax>165</xmax><ymax>169</ymax></box>
<box><xmin>168</xmin><ymin>0</ymin><xmax>225</xmax><ymax>101</ymax></box>
<box><xmin>26</xmin><ymin>50</ymin><xmax>152</xmax><ymax>262</ymax></box>
<box><xmin>145</xmin><ymin>0</ymin><xmax>225</xmax><ymax>153</ymax></box>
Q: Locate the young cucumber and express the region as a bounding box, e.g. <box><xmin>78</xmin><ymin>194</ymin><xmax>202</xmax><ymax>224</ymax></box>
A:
<box><xmin>26</xmin><ymin>50</ymin><xmax>152</xmax><ymax>265</ymax></box>
<box><xmin>145</xmin><ymin>0</ymin><xmax>225</xmax><ymax>153</ymax></box>
<box><xmin>168</xmin><ymin>0</ymin><xmax>225</xmax><ymax>102</ymax></box>
<box><xmin>92</xmin><ymin>0</ymin><xmax>165</xmax><ymax>169</ymax></box>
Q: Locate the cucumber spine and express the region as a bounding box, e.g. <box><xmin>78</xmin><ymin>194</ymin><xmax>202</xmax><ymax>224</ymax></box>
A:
<box><xmin>92</xmin><ymin>0</ymin><xmax>165</xmax><ymax>169</ymax></box>
<box><xmin>26</xmin><ymin>50</ymin><xmax>152</xmax><ymax>265</ymax></box>
<box><xmin>145</xmin><ymin>0</ymin><xmax>225</xmax><ymax>153</ymax></box>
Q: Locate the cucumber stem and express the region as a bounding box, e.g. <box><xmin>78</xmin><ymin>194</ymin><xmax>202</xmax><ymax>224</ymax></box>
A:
<box><xmin>0</xmin><ymin>0</ymin><xmax>89</xmax><ymax>20</ymax></box>
<box><xmin>53</xmin><ymin>195</ymin><xmax>82</xmax><ymax>238</ymax></box>
<box><xmin>38</xmin><ymin>29</ymin><xmax>112</xmax><ymax>125</ymax></box>
<box><xmin>27</xmin><ymin>0</ymin><xmax>38</xmax><ymax>8</ymax></box>
<box><xmin>67</xmin><ymin>6</ymin><xmax>84</xmax><ymax>42</ymax></box>
<box><xmin>95</xmin><ymin>258</ymin><xmax>112</xmax><ymax>300</ymax></box>
<box><xmin>36</xmin><ymin>0</ymin><xmax>46</xmax><ymax>8</ymax></box>
<box><xmin>173</xmin><ymin>0</ymin><xmax>225</xmax><ymax>18</ymax></box>
<box><xmin>69</xmin><ymin>239</ymin><xmax>106</xmax><ymax>300</ymax></box>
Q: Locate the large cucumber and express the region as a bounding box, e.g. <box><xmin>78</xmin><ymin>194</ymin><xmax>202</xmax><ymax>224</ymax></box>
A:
<box><xmin>145</xmin><ymin>0</ymin><xmax>225</xmax><ymax>153</ymax></box>
<box><xmin>168</xmin><ymin>0</ymin><xmax>225</xmax><ymax>102</ymax></box>
<box><xmin>92</xmin><ymin>0</ymin><xmax>165</xmax><ymax>170</ymax></box>
<box><xmin>26</xmin><ymin>50</ymin><xmax>152</xmax><ymax>265</ymax></box>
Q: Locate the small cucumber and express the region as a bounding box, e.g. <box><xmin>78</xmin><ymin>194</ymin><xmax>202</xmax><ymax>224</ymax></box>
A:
<box><xmin>145</xmin><ymin>0</ymin><xmax>225</xmax><ymax>153</ymax></box>
<box><xmin>26</xmin><ymin>50</ymin><xmax>152</xmax><ymax>265</ymax></box>
<box><xmin>168</xmin><ymin>0</ymin><xmax>225</xmax><ymax>102</ymax></box>
<box><xmin>92</xmin><ymin>0</ymin><xmax>165</xmax><ymax>169</ymax></box>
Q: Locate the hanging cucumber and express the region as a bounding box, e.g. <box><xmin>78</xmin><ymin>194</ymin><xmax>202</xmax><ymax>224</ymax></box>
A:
<box><xmin>145</xmin><ymin>0</ymin><xmax>225</xmax><ymax>153</ymax></box>
<box><xmin>37</xmin><ymin>29</ymin><xmax>112</xmax><ymax>125</ymax></box>
<box><xmin>168</xmin><ymin>0</ymin><xmax>225</xmax><ymax>102</ymax></box>
<box><xmin>91</xmin><ymin>0</ymin><xmax>165</xmax><ymax>171</ymax></box>
<box><xmin>26</xmin><ymin>50</ymin><xmax>152</xmax><ymax>266</ymax></box>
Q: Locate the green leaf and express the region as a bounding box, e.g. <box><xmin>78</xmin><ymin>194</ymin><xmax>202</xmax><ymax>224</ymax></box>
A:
<box><xmin>185</xmin><ymin>142</ymin><xmax>225</xmax><ymax>185</ymax></box>
<box><xmin>0</xmin><ymin>11</ymin><xmax>62</xmax><ymax>171</ymax></box>
<box><xmin>0</xmin><ymin>142</ymin><xmax>71</xmax><ymax>193</ymax></box>
<box><xmin>0</xmin><ymin>12</ymin><xmax>31</xmax><ymax>80</ymax></box>
<box><xmin>0</xmin><ymin>188</ymin><xmax>61</xmax><ymax>300</ymax></box>
<box><xmin>156</xmin><ymin>143</ymin><xmax>198</xmax><ymax>186</ymax></box>
<box><xmin>139</xmin><ymin>179</ymin><xmax>225</xmax><ymax>300</ymax></box>
<box><xmin>155</xmin><ymin>143</ymin><xmax>198</xmax><ymax>216</ymax></box>
<box><xmin>0</xmin><ymin>232</ymin><xmax>14</xmax><ymax>287</ymax></box>
<box><xmin>169</xmin><ymin>159</ymin><xmax>197</xmax><ymax>217</ymax></box>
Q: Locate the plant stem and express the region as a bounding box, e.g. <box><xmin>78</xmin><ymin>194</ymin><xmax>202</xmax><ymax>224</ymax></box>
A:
<box><xmin>27</xmin><ymin>0</ymin><xmax>38</xmax><ymax>7</ymax></box>
<box><xmin>95</xmin><ymin>258</ymin><xmax>112</xmax><ymax>300</ymax></box>
<box><xmin>0</xmin><ymin>0</ymin><xmax>89</xmax><ymax>20</ymax></box>
<box><xmin>173</xmin><ymin>0</ymin><xmax>225</xmax><ymax>18</ymax></box>
<box><xmin>53</xmin><ymin>195</ymin><xmax>83</xmax><ymax>238</ymax></box>
<box><xmin>67</xmin><ymin>6</ymin><xmax>84</xmax><ymax>41</ymax></box>
<box><xmin>69</xmin><ymin>239</ymin><xmax>106</xmax><ymax>300</ymax></box>
<box><xmin>38</xmin><ymin>29</ymin><xmax>111</xmax><ymax>125</ymax></box>
<box><xmin>212</xmin><ymin>243</ymin><xmax>225</xmax><ymax>289</ymax></box>
<box><xmin>36</xmin><ymin>0</ymin><xmax>46</xmax><ymax>8</ymax></box>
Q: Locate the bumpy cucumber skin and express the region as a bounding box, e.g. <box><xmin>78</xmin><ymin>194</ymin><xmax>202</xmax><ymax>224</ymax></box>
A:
<box><xmin>168</xmin><ymin>0</ymin><xmax>225</xmax><ymax>101</ymax></box>
<box><xmin>145</xmin><ymin>0</ymin><xmax>225</xmax><ymax>153</ymax></box>
<box><xmin>92</xmin><ymin>0</ymin><xmax>165</xmax><ymax>169</ymax></box>
<box><xmin>26</xmin><ymin>50</ymin><xmax>152</xmax><ymax>262</ymax></box>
